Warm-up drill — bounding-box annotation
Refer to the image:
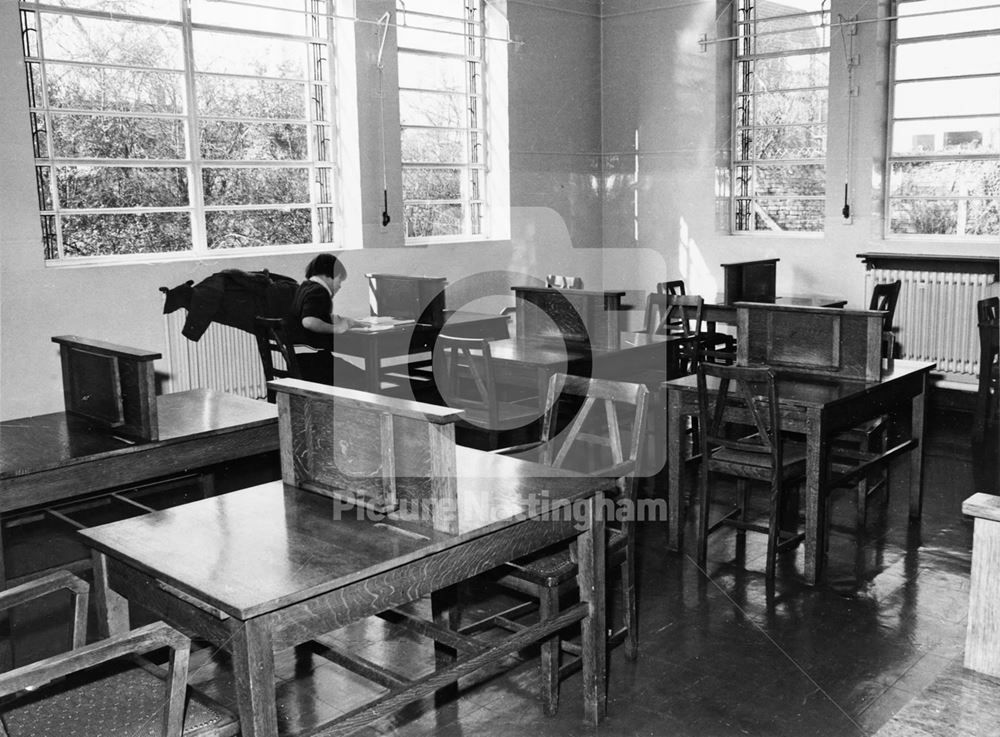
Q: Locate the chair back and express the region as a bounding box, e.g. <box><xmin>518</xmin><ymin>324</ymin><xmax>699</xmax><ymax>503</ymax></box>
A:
<box><xmin>978</xmin><ymin>296</ymin><xmax>999</xmax><ymax>366</ymax></box>
<box><xmin>545</xmin><ymin>274</ymin><xmax>583</xmax><ymax>290</ymax></box>
<box><xmin>656</xmin><ymin>280</ymin><xmax>686</xmax><ymax>296</ymax></box>
<box><xmin>979</xmin><ymin>296</ymin><xmax>999</xmax><ymax>327</ymax></box>
<box><xmin>696</xmin><ymin>363</ymin><xmax>782</xmax><ymax>473</ymax></box>
<box><xmin>869</xmin><ymin>280</ymin><xmax>902</xmax><ymax>333</ymax></box>
<box><xmin>644</xmin><ymin>293</ymin><xmax>704</xmax><ymax>339</ymax></box>
<box><xmin>433</xmin><ymin>335</ymin><xmax>501</xmax><ymax>430</ymax></box>
<box><xmin>538</xmin><ymin>374</ymin><xmax>648</xmax><ymax>532</ymax></box>
<box><xmin>254</xmin><ymin>316</ymin><xmax>301</xmax><ymax>403</ymax></box>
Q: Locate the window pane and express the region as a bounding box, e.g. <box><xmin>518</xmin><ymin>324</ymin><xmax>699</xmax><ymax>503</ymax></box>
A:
<box><xmin>192</xmin><ymin>31</ymin><xmax>306</xmax><ymax>79</ymax></box>
<box><xmin>404</xmin><ymin>204</ymin><xmax>464</xmax><ymax>238</ymax></box>
<box><xmin>896</xmin><ymin>37</ymin><xmax>1000</xmax><ymax>79</ymax></box>
<box><xmin>398</xmin><ymin>52</ymin><xmax>465</xmax><ymax>91</ymax></box>
<box><xmin>57</xmin><ymin>165</ymin><xmax>188</xmax><ymax>208</ymax></box>
<box><xmin>51</xmin><ymin>114</ymin><xmax>186</xmax><ymax>159</ymax></box>
<box><xmin>892</xmin><ymin>117</ymin><xmax>1000</xmax><ymax>155</ymax></box>
<box><xmin>202</xmin><ymin>167</ymin><xmax>311</xmax><ymax>205</ymax></box>
<box><xmin>40</xmin><ymin>14</ymin><xmax>183</xmax><ymax>69</ymax></box>
<box><xmin>200</xmin><ymin>121</ymin><xmax>308</xmax><ymax>160</ymax></box>
<box><xmin>967</xmin><ymin>199</ymin><xmax>1000</xmax><ymax>235</ymax></box>
<box><xmin>753</xmin><ymin>199</ymin><xmax>824</xmax><ymax>231</ymax></box>
<box><xmin>889</xmin><ymin>199</ymin><xmax>957</xmax><ymax>234</ymax></box>
<box><xmin>896</xmin><ymin>0</ymin><xmax>1000</xmax><ymax>38</ymax></box>
<box><xmin>890</xmin><ymin>160</ymin><xmax>1000</xmax><ymax>197</ymax></box>
<box><xmin>196</xmin><ymin>76</ymin><xmax>306</xmax><ymax>119</ymax></box>
<box><xmin>401</xmin><ymin>129</ymin><xmax>466</xmax><ymax>164</ymax></box>
<box><xmin>752</xmin><ymin>89</ymin><xmax>828</xmax><ymax>125</ymax></box>
<box><xmin>399</xmin><ymin>91</ymin><xmax>466</xmax><ymax>127</ymax></box>
<box><xmin>755</xmin><ymin>164</ymin><xmax>825</xmax><ymax>195</ymax></box>
<box><xmin>191</xmin><ymin>0</ymin><xmax>315</xmax><ymax>35</ymax></box>
<box><xmin>205</xmin><ymin>208</ymin><xmax>312</xmax><ymax>248</ymax></box>
<box><xmin>45</xmin><ymin>64</ymin><xmax>185</xmax><ymax>113</ymax></box>
<box><xmin>46</xmin><ymin>0</ymin><xmax>180</xmax><ymax>21</ymax></box>
<box><xmin>754</xmin><ymin>126</ymin><xmax>826</xmax><ymax>159</ymax></box>
<box><xmin>894</xmin><ymin>78</ymin><xmax>1000</xmax><ymax>118</ymax></box>
<box><xmin>403</xmin><ymin>168</ymin><xmax>462</xmax><ymax>200</ymax></box>
<box><xmin>398</xmin><ymin>15</ymin><xmax>469</xmax><ymax>55</ymax></box>
<box><xmin>753</xmin><ymin>52</ymin><xmax>828</xmax><ymax>92</ymax></box>
<box><xmin>61</xmin><ymin>212</ymin><xmax>192</xmax><ymax>256</ymax></box>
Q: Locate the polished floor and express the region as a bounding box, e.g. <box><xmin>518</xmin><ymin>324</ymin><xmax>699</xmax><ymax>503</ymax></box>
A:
<box><xmin>5</xmin><ymin>403</ymin><xmax>999</xmax><ymax>736</ymax></box>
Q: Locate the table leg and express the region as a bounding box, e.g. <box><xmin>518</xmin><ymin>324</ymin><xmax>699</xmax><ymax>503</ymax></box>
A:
<box><xmin>0</xmin><ymin>516</ymin><xmax>9</xmax><ymax>670</ymax></box>
<box><xmin>577</xmin><ymin>491</ymin><xmax>607</xmax><ymax>724</ymax></box>
<box><xmin>908</xmin><ymin>373</ymin><xmax>928</xmax><ymax>520</ymax></box>
<box><xmin>666</xmin><ymin>391</ymin><xmax>685</xmax><ymax>552</ymax></box>
<box><xmin>91</xmin><ymin>551</ymin><xmax>129</xmax><ymax>638</ymax></box>
<box><xmin>366</xmin><ymin>342</ymin><xmax>381</xmax><ymax>394</ymax></box>
<box><xmin>803</xmin><ymin>411</ymin><xmax>828</xmax><ymax>586</ymax></box>
<box><xmin>231</xmin><ymin>617</ymin><xmax>278</xmax><ymax>737</ymax></box>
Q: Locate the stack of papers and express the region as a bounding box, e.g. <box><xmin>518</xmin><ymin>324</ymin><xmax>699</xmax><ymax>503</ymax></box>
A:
<box><xmin>351</xmin><ymin>316</ymin><xmax>416</xmax><ymax>331</ymax></box>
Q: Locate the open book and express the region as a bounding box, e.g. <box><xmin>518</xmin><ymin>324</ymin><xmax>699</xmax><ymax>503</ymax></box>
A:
<box><xmin>351</xmin><ymin>316</ymin><xmax>416</xmax><ymax>331</ymax></box>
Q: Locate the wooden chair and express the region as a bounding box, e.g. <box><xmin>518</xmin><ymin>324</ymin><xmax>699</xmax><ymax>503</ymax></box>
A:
<box><xmin>0</xmin><ymin>571</ymin><xmax>237</xmax><ymax>737</ymax></box>
<box><xmin>486</xmin><ymin>374</ymin><xmax>648</xmax><ymax>715</ymax></box>
<box><xmin>975</xmin><ymin>297</ymin><xmax>999</xmax><ymax>440</ymax></box>
<box><xmin>657</xmin><ymin>279</ymin><xmax>736</xmax><ymax>364</ymax></box>
<box><xmin>254</xmin><ymin>316</ymin><xmax>300</xmax><ymax>403</ymax></box>
<box><xmin>644</xmin><ymin>293</ymin><xmax>703</xmax><ymax>375</ymax></box>
<box><xmin>696</xmin><ymin>364</ymin><xmax>805</xmax><ymax>581</ymax></box>
<box><xmin>545</xmin><ymin>274</ymin><xmax>583</xmax><ymax>290</ymax></box>
<box><xmin>830</xmin><ymin>280</ymin><xmax>902</xmax><ymax>529</ymax></box>
<box><xmin>431</xmin><ymin>335</ymin><xmax>539</xmax><ymax>449</ymax></box>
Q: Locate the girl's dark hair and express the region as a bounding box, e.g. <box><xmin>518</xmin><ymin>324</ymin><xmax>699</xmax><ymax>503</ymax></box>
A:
<box><xmin>305</xmin><ymin>253</ymin><xmax>347</xmax><ymax>280</ymax></box>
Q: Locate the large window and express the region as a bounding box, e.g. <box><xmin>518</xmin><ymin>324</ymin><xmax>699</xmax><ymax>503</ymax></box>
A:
<box><xmin>397</xmin><ymin>0</ymin><xmax>491</xmax><ymax>242</ymax></box>
<box><xmin>886</xmin><ymin>0</ymin><xmax>1000</xmax><ymax>238</ymax></box>
<box><xmin>20</xmin><ymin>0</ymin><xmax>343</xmax><ymax>261</ymax></box>
<box><xmin>731</xmin><ymin>0</ymin><xmax>830</xmax><ymax>233</ymax></box>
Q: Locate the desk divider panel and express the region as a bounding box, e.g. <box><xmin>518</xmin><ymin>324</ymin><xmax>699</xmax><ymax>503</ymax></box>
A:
<box><xmin>51</xmin><ymin>336</ymin><xmax>160</xmax><ymax>441</ymax></box>
<box><xmin>736</xmin><ymin>303</ymin><xmax>884</xmax><ymax>381</ymax></box>
<box><xmin>722</xmin><ymin>258</ymin><xmax>779</xmax><ymax>305</ymax></box>
<box><xmin>270</xmin><ymin>379</ymin><xmax>464</xmax><ymax>533</ymax></box>
<box><xmin>512</xmin><ymin>286</ymin><xmax>626</xmax><ymax>351</ymax></box>
<box><xmin>366</xmin><ymin>273</ymin><xmax>447</xmax><ymax>328</ymax></box>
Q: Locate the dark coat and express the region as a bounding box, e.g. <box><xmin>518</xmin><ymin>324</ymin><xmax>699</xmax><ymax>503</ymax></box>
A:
<box><xmin>160</xmin><ymin>269</ymin><xmax>299</xmax><ymax>341</ymax></box>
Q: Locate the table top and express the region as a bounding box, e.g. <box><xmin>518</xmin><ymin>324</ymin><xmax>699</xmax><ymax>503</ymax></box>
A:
<box><xmin>662</xmin><ymin>359</ymin><xmax>936</xmax><ymax>408</ymax></box>
<box><xmin>487</xmin><ymin>331</ymin><xmax>674</xmax><ymax>367</ymax></box>
<box><xmin>343</xmin><ymin>310</ymin><xmax>509</xmax><ymax>338</ymax></box>
<box><xmin>1</xmin><ymin>389</ymin><xmax>277</xmax><ymax>479</ymax></box>
<box><xmin>81</xmin><ymin>445</ymin><xmax>612</xmax><ymax>620</ymax></box>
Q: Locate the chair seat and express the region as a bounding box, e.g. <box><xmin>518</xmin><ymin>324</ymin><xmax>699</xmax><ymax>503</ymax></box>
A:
<box><xmin>501</xmin><ymin>529</ymin><xmax>627</xmax><ymax>588</ymax></box>
<box><xmin>709</xmin><ymin>440</ymin><xmax>806</xmax><ymax>480</ymax></box>
<box><xmin>1</xmin><ymin>661</ymin><xmax>237</xmax><ymax>737</ymax></box>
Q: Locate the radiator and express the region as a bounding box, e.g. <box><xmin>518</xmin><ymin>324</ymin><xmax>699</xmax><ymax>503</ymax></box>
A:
<box><xmin>162</xmin><ymin>312</ymin><xmax>267</xmax><ymax>399</ymax></box>
<box><xmin>866</xmin><ymin>268</ymin><xmax>998</xmax><ymax>382</ymax></box>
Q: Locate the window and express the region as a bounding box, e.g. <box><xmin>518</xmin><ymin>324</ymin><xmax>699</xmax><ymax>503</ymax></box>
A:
<box><xmin>886</xmin><ymin>0</ymin><xmax>1000</xmax><ymax>238</ymax></box>
<box><xmin>731</xmin><ymin>0</ymin><xmax>830</xmax><ymax>233</ymax></box>
<box><xmin>397</xmin><ymin>0</ymin><xmax>501</xmax><ymax>242</ymax></box>
<box><xmin>19</xmin><ymin>0</ymin><xmax>346</xmax><ymax>261</ymax></box>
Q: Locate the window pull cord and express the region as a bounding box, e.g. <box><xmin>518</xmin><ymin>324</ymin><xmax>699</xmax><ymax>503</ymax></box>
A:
<box><xmin>376</xmin><ymin>11</ymin><xmax>391</xmax><ymax>228</ymax></box>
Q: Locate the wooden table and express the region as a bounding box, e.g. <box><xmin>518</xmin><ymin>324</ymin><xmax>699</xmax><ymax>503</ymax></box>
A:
<box><xmin>0</xmin><ymin>389</ymin><xmax>278</xmax><ymax>587</ymax></box>
<box><xmin>486</xmin><ymin>330</ymin><xmax>681</xmax><ymax>398</ymax></box>
<box><xmin>662</xmin><ymin>360</ymin><xmax>936</xmax><ymax>584</ymax></box>
<box><xmin>82</xmin><ymin>447</ymin><xmax>612</xmax><ymax>737</ymax></box>
<box><xmin>333</xmin><ymin>311</ymin><xmax>510</xmax><ymax>393</ymax></box>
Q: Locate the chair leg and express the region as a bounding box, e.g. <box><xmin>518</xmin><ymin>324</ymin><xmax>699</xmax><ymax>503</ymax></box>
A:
<box><xmin>621</xmin><ymin>541</ymin><xmax>637</xmax><ymax>661</ymax></box>
<box><xmin>765</xmin><ymin>482</ymin><xmax>782</xmax><ymax>581</ymax></box>
<box><xmin>737</xmin><ymin>479</ymin><xmax>751</xmax><ymax>538</ymax></box>
<box><xmin>538</xmin><ymin>585</ymin><xmax>560</xmax><ymax>716</ymax></box>
<box><xmin>697</xmin><ymin>464</ymin><xmax>712</xmax><ymax>568</ymax></box>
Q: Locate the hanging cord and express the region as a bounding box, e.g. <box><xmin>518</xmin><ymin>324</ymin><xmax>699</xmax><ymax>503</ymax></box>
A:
<box><xmin>376</xmin><ymin>11</ymin><xmax>391</xmax><ymax>227</ymax></box>
<box><xmin>838</xmin><ymin>14</ymin><xmax>857</xmax><ymax>220</ymax></box>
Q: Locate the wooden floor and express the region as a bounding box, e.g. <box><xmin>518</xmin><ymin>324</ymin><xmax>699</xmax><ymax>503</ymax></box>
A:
<box><xmin>874</xmin><ymin>659</ymin><xmax>1000</xmax><ymax>737</ymax></box>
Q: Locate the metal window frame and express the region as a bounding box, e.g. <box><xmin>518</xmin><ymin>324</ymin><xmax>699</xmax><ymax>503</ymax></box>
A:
<box><xmin>19</xmin><ymin>0</ymin><xmax>341</xmax><ymax>261</ymax></box>
<box><xmin>884</xmin><ymin>0</ymin><xmax>1000</xmax><ymax>239</ymax></box>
